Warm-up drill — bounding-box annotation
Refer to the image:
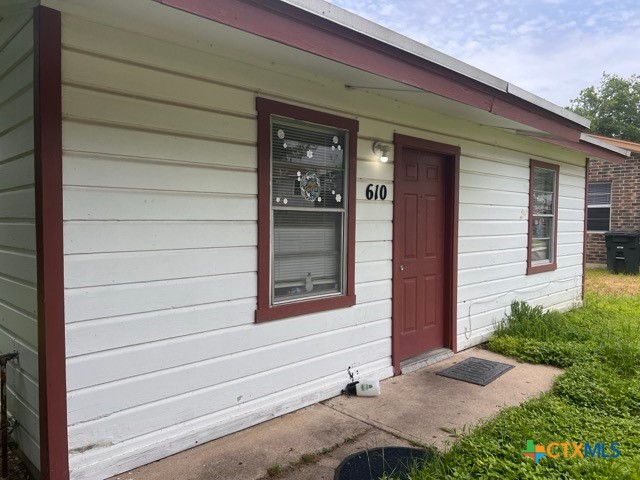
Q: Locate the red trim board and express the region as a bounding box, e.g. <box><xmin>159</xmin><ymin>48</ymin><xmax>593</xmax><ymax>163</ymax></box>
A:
<box><xmin>34</xmin><ymin>6</ymin><xmax>69</xmax><ymax>480</ymax></box>
<box><xmin>582</xmin><ymin>158</ymin><xmax>589</xmax><ymax>300</ymax></box>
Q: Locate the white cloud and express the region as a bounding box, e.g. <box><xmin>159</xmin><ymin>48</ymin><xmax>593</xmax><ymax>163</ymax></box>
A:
<box><xmin>327</xmin><ymin>0</ymin><xmax>640</xmax><ymax>106</ymax></box>
<box><xmin>489</xmin><ymin>23</ymin><xmax>508</xmax><ymax>33</ymax></box>
<box><xmin>459</xmin><ymin>29</ymin><xmax>640</xmax><ymax>105</ymax></box>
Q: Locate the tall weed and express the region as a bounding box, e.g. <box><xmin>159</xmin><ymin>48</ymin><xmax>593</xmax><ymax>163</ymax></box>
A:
<box><xmin>400</xmin><ymin>283</ymin><xmax>640</xmax><ymax>480</ymax></box>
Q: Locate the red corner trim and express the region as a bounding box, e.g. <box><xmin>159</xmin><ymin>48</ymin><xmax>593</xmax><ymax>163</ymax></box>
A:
<box><xmin>156</xmin><ymin>0</ymin><xmax>584</xmax><ymax>142</ymax></box>
<box><xmin>450</xmin><ymin>155</ymin><xmax>460</xmax><ymax>355</ymax></box>
<box><xmin>527</xmin><ymin>159</ymin><xmax>560</xmax><ymax>275</ymax></box>
<box><xmin>582</xmin><ymin>158</ymin><xmax>589</xmax><ymax>300</ymax></box>
<box><xmin>34</xmin><ymin>6</ymin><xmax>69</xmax><ymax>480</ymax></box>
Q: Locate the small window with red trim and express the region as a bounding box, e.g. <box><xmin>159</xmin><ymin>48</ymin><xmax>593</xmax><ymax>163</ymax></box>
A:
<box><xmin>528</xmin><ymin>160</ymin><xmax>559</xmax><ymax>274</ymax></box>
<box><xmin>255</xmin><ymin>98</ymin><xmax>358</xmax><ymax>322</ymax></box>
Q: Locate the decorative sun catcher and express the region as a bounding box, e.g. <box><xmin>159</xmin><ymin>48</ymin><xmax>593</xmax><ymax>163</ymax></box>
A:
<box><xmin>272</xmin><ymin>122</ymin><xmax>345</xmax><ymax>207</ymax></box>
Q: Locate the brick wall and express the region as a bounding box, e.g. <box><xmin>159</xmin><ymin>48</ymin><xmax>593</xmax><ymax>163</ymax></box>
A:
<box><xmin>586</xmin><ymin>154</ymin><xmax>640</xmax><ymax>265</ymax></box>
<box><xmin>586</xmin><ymin>232</ymin><xmax>606</xmax><ymax>265</ymax></box>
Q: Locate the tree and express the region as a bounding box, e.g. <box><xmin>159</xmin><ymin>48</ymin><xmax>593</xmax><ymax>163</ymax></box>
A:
<box><xmin>569</xmin><ymin>73</ymin><xmax>640</xmax><ymax>142</ymax></box>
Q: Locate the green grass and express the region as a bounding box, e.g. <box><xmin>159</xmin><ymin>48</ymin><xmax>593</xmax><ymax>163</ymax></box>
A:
<box><xmin>490</xmin><ymin>293</ymin><xmax>640</xmax><ymax>376</ymax></box>
<box><xmin>266</xmin><ymin>464</ymin><xmax>282</xmax><ymax>477</ymax></box>
<box><xmin>393</xmin><ymin>273</ymin><xmax>640</xmax><ymax>479</ymax></box>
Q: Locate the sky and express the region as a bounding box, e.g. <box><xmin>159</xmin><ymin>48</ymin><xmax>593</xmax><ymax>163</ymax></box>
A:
<box><xmin>326</xmin><ymin>0</ymin><xmax>640</xmax><ymax>107</ymax></box>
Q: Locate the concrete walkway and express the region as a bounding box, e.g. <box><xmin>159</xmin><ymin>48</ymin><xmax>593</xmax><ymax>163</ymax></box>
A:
<box><xmin>112</xmin><ymin>347</ymin><xmax>561</xmax><ymax>480</ymax></box>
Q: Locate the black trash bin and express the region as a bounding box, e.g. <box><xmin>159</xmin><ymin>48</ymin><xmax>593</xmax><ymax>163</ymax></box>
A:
<box><xmin>605</xmin><ymin>231</ymin><xmax>640</xmax><ymax>274</ymax></box>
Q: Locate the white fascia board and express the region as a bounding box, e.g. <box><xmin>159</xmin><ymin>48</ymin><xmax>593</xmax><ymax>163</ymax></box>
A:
<box><xmin>282</xmin><ymin>0</ymin><xmax>591</xmax><ymax>129</ymax></box>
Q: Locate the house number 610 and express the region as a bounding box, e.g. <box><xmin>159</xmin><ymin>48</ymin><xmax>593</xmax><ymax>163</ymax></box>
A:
<box><xmin>365</xmin><ymin>184</ymin><xmax>388</xmax><ymax>200</ymax></box>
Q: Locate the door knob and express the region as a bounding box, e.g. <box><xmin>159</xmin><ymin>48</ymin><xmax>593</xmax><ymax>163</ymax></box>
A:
<box><xmin>400</xmin><ymin>264</ymin><xmax>404</xmax><ymax>271</ymax></box>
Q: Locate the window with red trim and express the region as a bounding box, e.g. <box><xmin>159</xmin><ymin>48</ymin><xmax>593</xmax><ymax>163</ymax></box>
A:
<box><xmin>255</xmin><ymin>98</ymin><xmax>358</xmax><ymax>322</ymax></box>
<box><xmin>528</xmin><ymin>159</ymin><xmax>559</xmax><ymax>274</ymax></box>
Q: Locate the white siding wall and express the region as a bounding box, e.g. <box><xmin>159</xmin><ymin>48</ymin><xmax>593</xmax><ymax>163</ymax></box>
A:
<box><xmin>59</xmin><ymin>11</ymin><xmax>584</xmax><ymax>480</ymax></box>
<box><xmin>0</xmin><ymin>13</ymin><xmax>39</xmax><ymax>470</ymax></box>
<box><xmin>457</xmin><ymin>150</ymin><xmax>585</xmax><ymax>350</ymax></box>
<box><xmin>60</xmin><ymin>15</ymin><xmax>395</xmax><ymax>480</ymax></box>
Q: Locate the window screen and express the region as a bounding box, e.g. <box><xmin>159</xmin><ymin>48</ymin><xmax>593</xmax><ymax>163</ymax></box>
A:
<box><xmin>271</xmin><ymin>118</ymin><xmax>348</xmax><ymax>303</ymax></box>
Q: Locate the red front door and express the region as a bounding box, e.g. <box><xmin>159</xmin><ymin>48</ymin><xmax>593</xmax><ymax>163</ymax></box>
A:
<box><xmin>393</xmin><ymin>144</ymin><xmax>447</xmax><ymax>362</ymax></box>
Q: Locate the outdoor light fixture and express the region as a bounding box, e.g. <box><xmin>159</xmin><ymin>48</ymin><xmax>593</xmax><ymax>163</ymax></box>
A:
<box><xmin>372</xmin><ymin>141</ymin><xmax>390</xmax><ymax>163</ymax></box>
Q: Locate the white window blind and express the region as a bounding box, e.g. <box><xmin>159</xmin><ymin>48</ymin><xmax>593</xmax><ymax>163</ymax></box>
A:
<box><xmin>587</xmin><ymin>182</ymin><xmax>611</xmax><ymax>231</ymax></box>
<box><xmin>588</xmin><ymin>182</ymin><xmax>612</xmax><ymax>206</ymax></box>
<box><xmin>271</xmin><ymin>118</ymin><xmax>348</xmax><ymax>303</ymax></box>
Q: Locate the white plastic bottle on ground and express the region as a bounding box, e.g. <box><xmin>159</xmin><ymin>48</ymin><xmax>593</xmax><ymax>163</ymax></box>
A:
<box><xmin>343</xmin><ymin>379</ymin><xmax>381</xmax><ymax>397</ymax></box>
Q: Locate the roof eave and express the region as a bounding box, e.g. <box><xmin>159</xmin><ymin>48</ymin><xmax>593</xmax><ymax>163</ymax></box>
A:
<box><xmin>532</xmin><ymin>134</ymin><xmax>629</xmax><ymax>164</ymax></box>
<box><xmin>284</xmin><ymin>0</ymin><xmax>590</xmax><ymax>129</ymax></box>
<box><xmin>581</xmin><ymin>133</ymin><xmax>631</xmax><ymax>157</ymax></box>
<box><xmin>586</xmin><ymin>134</ymin><xmax>640</xmax><ymax>155</ymax></box>
<box><xmin>155</xmin><ymin>0</ymin><xmax>590</xmax><ymax>142</ymax></box>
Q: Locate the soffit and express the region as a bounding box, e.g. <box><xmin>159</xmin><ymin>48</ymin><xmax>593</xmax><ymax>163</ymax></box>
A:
<box><xmin>46</xmin><ymin>0</ymin><xmax>553</xmax><ymax>136</ymax></box>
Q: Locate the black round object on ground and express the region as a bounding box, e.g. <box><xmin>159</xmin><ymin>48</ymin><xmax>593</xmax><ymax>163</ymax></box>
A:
<box><xmin>334</xmin><ymin>446</ymin><xmax>433</xmax><ymax>480</ymax></box>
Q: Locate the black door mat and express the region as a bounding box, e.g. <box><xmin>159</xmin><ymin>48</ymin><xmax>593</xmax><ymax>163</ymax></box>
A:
<box><xmin>436</xmin><ymin>357</ymin><xmax>514</xmax><ymax>386</ymax></box>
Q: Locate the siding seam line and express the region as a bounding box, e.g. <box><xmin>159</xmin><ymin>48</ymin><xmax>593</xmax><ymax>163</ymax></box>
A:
<box><xmin>63</xmin><ymin>116</ymin><xmax>256</xmax><ymax>146</ymax></box>
<box><xmin>0</xmin><ymin>148</ymin><xmax>34</xmax><ymax>167</ymax></box>
<box><xmin>0</xmin><ymin>245</ymin><xmax>36</xmax><ymax>256</ymax></box>
<box><xmin>0</xmin><ymin>298</ymin><xmax>37</xmax><ymax>322</ymax></box>
<box><xmin>0</xmin><ymin>115</ymin><xmax>33</xmax><ymax>138</ymax></box>
<box><xmin>62</xmin><ymin>81</ymin><xmax>256</xmax><ymax>120</ymax></box>
<box><xmin>63</xmin><ymin>149</ymin><xmax>257</xmax><ymax>173</ymax></box>
<box><xmin>0</xmin><ymin>49</ymin><xmax>33</xmax><ymax>84</ymax></box>
<box><xmin>459</xmin><ymin>268</ymin><xmax>582</xmax><ymax>290</ymax></box>
<box><xmin>0</xmin><ymin>14</ymin><xmax>32</xmax><ymax>53</ymax></box>
<box><xmin>0</xmin><ymin>183</ymin><xmax>36</xmax><ymax>195</ymax></box>
<box><xmin>0</xmin><ymin>270</ymin><xmax>36</xmax><ymax>288</ymax></box>
<box><xmin>64</xmin><ymin>292</ymin><xmax>390</xmax><ymax>326</ymax></box>
<box><xmin>64</xmin><ymin>184</ymin><xmax>256</xmax><ymax>199</ymax></box>
<box><xmin>0</xmin><ymin>83</ymin><xmax>33</xmax><ymax>111</ymax></box>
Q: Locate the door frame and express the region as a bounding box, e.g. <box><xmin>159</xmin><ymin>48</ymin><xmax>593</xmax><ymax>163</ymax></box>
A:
<box><xmin>392</xmin><ymin>134</ymin><xmax>460</xmax><ymax>375</ymax></box>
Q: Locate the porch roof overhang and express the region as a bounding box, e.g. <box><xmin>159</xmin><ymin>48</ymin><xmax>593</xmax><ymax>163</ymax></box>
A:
<box><xmin>45</xmin><ymin>0</ymin><xmax>629</xmax><ymax>163</ymax></box>
<box><xmin>152</xmin><ymin>0</ymin><xmax>628</xmax><ymax>163</ymax></box>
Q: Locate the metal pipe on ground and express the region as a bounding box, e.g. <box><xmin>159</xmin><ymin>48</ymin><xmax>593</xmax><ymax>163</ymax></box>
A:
<box><xmin>0</xmin><ymin>352</ymin><xmax>19</xmax><ymax>479</ymax></box>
